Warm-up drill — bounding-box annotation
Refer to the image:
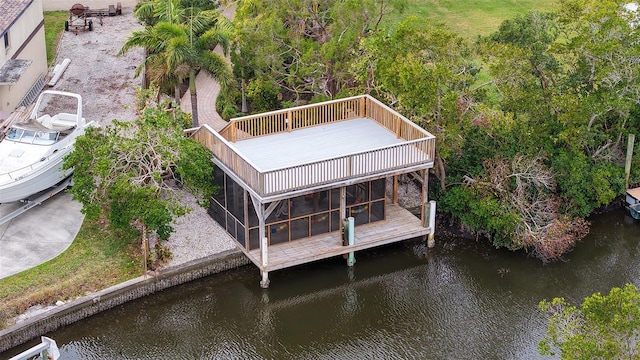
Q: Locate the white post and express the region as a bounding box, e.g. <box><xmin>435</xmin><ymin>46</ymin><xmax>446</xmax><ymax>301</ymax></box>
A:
<box><xmin>347</xmin><ymin>216</ymin><xmax>355</xmax><ymax>266</ymax></box>
<box><xmin>428</xmin><ymin>201</ymin><xmax>436</xmax><ymax>248</ymax></box>
<box><xmin>260</xmin><ymin>236</ymin><xmax>269</xmax><ymax>288</ymax></box>
<box><xmin>260</xmin><ymin>270</ymin><xmax>270</xmax><ymax>289</ymax></box>
<box><xmin>261</xmin><ymin>236</ymin><xmax>268</xmax><ymax>267</ymax></box>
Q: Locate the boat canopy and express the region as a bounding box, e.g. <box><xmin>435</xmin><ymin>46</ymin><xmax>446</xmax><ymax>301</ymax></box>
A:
<box><xmin>6</xmin><ymin>125</ymin><xmax>60</xmax><ymax>145</ymax></box>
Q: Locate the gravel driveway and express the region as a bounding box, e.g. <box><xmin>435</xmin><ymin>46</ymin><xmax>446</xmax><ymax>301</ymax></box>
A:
<box><xmin>50</xmin><ymin>7</ymin><xmax>143</xmax><ymax>126</ymax></box>
<box><xmin>50</xmin><ymin>8</ymin><xmax>236</xmax><ymax>267</ymax></box>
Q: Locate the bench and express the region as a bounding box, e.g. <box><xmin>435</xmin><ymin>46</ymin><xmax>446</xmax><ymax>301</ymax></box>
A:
<box><xmin>50</xmin><ymin>113</ymin><xmax>79</xmax><ymax>129</ymax></box>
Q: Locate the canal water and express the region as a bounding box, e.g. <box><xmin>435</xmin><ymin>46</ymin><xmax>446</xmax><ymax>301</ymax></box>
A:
<box><xmin>4</xmin><ymin>209</ymin><xmax>640</xmax><ymax>359</ymax></box>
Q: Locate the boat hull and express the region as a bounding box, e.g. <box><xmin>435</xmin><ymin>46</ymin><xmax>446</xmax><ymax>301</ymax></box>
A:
<box><xmin>0</xmin><ymin>90</ymin><xmax>92</xmax><ymax>203</ymax></box>
<box><xmin>0</xmin><ymin>150</ymin><xmax>72</xmax><ymax>203</ymax></box>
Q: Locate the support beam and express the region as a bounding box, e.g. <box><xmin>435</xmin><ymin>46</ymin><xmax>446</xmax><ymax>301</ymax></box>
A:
<box><xmin>250</xmin><ymin>195</ymin><xmax>271</xmax><ymax>287</ymax></box>
<box><xmin>260</xmin><ymin>234</ymin><xmax>269</xmax><ymax>288</ymax></box>
<box><xmin>250</xmin><ymin>194</ymin><xmax>280</xmax><ymax>220</ymax></box>
<box><xmin>421</xmin><ymin>169</ymin><xmax>428</xmax><ymax>226</ymax></box>
<box><xmin>347</xmin><ymin>216</ymin><xmax>355</xmax><ymax>266</ymax></box>
<box><xmin>428</xmin><ymin>200</ymin><xmax>436</xmax><ymax>248</ymax></box>
<box><xmin>243</xmin><ymin>189</ymin><xmax>250</xmax><ymax>251</ymax></box>
<box><xmin>392</xmin><ymin>175</ymin><xmax>398</xmax><ymax>204</ymax></box>
<box><xmin>260</xmin><ymin>270</ymin><xmax>270</xmax><ymax>288</ymax></box>
<box><xmin>340</xmin><ymin>187</ymin><xmax>346</xmax><ymax>234</ymax></box>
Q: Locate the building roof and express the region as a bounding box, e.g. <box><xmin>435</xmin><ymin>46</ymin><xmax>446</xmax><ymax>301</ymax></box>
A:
<box><xmin>194</xmin><ymin>95</ymin><xmax>435</xmax><ymax>201</ymax></box>
<box><xmin>0</xmin><ymin>59</ymin><xmax>31</xmax><ymax>84</ymax></box>
<box><xmin>0</xmin><ymin>0</ymin><xmax>34</xmax><ymax>36</ymax></box>
<box><xmin>231</xmin><ymin>118</ymin><xmax>403</xmax><ymax>171</ymax></box>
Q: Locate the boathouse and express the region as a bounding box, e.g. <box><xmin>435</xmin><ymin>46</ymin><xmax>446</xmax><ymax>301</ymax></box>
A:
<box><xmin>191</xmin><ymin>95</ymin><xmax>436</xmax><ymax>287</ymax></box>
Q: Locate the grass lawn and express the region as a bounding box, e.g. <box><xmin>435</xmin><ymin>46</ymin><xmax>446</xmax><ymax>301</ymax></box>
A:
<box><xmin>0</xmin><ymin>219</ymin><xmax>142</xmax><ymax>328</ymax></box>
<box><xmin>385</xmin><ymin>0</ymin><xmax>558</xmax><ymax>38</ymax></box>
<box><xmin>43</xmin><ymin>11</ymin><xmax>68</xmax><ymax>66</ymax></box>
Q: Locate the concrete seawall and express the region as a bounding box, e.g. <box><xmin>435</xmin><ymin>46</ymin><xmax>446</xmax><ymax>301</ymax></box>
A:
<box><xmin>0</xmin><ymin>249</ymin><xmax>250</xmax><ymax>353</ymax></box>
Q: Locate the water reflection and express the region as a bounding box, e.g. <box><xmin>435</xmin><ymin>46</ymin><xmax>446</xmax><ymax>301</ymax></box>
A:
<box><xmin>4</xmin><ymin>209</ymin><xmax>640</xmax><ymax>359</ymax></box>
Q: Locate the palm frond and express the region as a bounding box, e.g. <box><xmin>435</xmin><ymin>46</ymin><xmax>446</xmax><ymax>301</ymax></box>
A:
<box><xmin>199</xmin><ymin>51</ymin><xmax>234</xmax><ymax>90</ymax></box>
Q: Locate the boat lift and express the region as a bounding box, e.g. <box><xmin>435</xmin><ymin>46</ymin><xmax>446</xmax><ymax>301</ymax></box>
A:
<box><xmin>0</xmin><ymin>176</ymin><xmax>72</xmax><ymax>226</ymax></box>
<box><xmin>8</xmin><ymin>336</ymin><xmax>60</xmax><ymax>360</ymax></box>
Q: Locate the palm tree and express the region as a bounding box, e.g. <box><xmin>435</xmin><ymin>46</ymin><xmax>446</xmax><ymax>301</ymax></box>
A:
<box><xmin>119</xmin><ymin>2</ymin><xmax>233</xmax><ymax>127</ymax></box>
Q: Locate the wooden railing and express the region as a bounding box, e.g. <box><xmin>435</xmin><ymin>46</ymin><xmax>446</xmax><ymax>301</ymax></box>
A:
<box><xmin>193</xmin><ymin>95</ymin><xmax>435</xmax><ymax>198</ymax></box>
<box><xmin>218</xmin><ymin>96</ymin><xmax>364</xmax><ymax>142</ymax></box>
<box><xmin>192</xmin><ymin>125</ymin><xmax>262</xmax><ymax>189</ymax></box>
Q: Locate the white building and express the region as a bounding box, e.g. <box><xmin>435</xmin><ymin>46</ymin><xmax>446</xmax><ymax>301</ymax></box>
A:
<box><xmin>0</xmin><ymin>0</ymin><xmax>47</xmax><ymax>119</ymax></box>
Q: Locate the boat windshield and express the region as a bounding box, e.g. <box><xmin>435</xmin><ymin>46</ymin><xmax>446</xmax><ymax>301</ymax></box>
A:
<box><xmin>6</xmin><ymin>126</ymin><xmax>59</xmax><ymax>145</ymax></box>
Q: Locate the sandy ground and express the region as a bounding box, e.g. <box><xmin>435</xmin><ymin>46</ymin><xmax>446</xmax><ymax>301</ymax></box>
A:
<box><xmin>49</xmin><ymin>8</ymin><xmax>143</xmax><ymax>126</ymax></box>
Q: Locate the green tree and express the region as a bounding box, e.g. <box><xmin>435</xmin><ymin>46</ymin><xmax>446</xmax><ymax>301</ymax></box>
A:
<box><xmin>232</xmin><ymin>0</ymin><xmax>406</xmax><ymax>108</ymax></box>
<box><xmin>352</xmin><ymin>16</ymin><xmax>476</xmax><ymax>190</ymax></box>
<box><xmin>64</xmin><ymin>102</ymin><xmax>217</xmax><ymax>261</ymax></box>
<box><xmin>135</xmin><ymin>0</ymin><xmax>222</xmax><ymax>27</ymax></box>
<box><xmin>120</xmin><ymin>0</ymin><xmax>234</xmax><ymax>127</ymax></box>
<box><xmin>539</xmin><ymin>284</ymin><xmax>640</xmax><ymax>359</ymax></box>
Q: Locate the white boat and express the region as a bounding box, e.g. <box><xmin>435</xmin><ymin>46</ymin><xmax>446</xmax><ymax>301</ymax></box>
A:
<box><xmin>0</xmin><ymin>90</ymin><xmax>95</xmax><ymax>203</ymax></box>
<box><xmin>9</xmin><ymin>336</ymin><xmax>60</xmax><ymax>360</ymax></box>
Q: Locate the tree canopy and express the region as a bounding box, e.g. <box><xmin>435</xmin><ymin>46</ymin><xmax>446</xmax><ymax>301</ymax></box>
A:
<box><xmin>539</xmin><ymin>284</ymin><xmax>640</xmax><ymax>358</ymax></box>
<box><xmin>64</xmin><ymin>102</ymin><xmax>216</xmax><ymax>244</ymax></box>
<box><xmin>231</xmin><ymin>0</ymin><xmax>407</xmax><ymax>112</ymax></box>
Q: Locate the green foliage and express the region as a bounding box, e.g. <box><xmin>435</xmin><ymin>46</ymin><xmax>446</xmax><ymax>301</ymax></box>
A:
<box><xmin>440</xmin><ymin>186</ymin><xmax>520</xmax><ymax>249</ymax></box>
<box><xmin>215</xmin><ymin>79</ymin><xmax>242</xmax><ymax>119</ymax></box>
<box><xmin>121</xmin><ymin>0</ymin><xmax>234</xmax><ymax>126</ymax></box>
<box><xmin>233</xmin><ymin>0</ymin><xmax>407</xmax><ymax>103</ymax></box>
<box><xmin>246</xmin><ymin>77</ymin><xmax>281</xmax><ymax>112</ymax></box>
<box><xmin>134</xmin><ymin>0</ymin><xmax>221</xmax><ymax>27</ymax></box>
<box><xmin>551</xmin><ymin>151</ymin><xmax>625</xmax><ymax>217</ymax></box>
<box><xmin>539</xmin><ymin>284</ymin><xmax>640</xmax><ymax>358</ymax></box>
<box><xmin>64</xmin><ymin>102</ymin><xmax>216</xmax><ymax>241</ymax></box>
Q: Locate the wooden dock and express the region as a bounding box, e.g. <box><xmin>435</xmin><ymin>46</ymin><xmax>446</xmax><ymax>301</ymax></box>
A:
<box><xmin>245</xmin><ymin>203</ymin><xmax>430</xmax><ymax>272</ymax></box>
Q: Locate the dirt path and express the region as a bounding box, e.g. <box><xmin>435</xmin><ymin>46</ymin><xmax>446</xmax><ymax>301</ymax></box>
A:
<box><xmin>50</xmin><ymin>7</ymin><xmax>143</xmax><ymax>126</ymax></box>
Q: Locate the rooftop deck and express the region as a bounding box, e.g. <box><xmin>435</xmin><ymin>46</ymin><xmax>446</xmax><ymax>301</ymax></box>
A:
<box><xmin>245</xmin><ymin>203</ymin><xmax>430</xmax><ymax>272</ymax></box>
<box><xmin>192</xmin><ymin>95</ymin><xmax>435</xmax><ymax>201</ymax></box>
<box><xmin>232</xmin><ymin>118</ymin><xmax>404</xmax><ymax>171</ymax></box>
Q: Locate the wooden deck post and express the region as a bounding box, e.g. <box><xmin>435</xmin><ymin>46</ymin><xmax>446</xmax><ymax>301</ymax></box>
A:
<box><xmin>428</xmin><ymin>200</ymin><xmax>436</xmax><ymax>248</ymax></box>
<box><xmin>260</xmin><ymin>235</ymin><xmax>270</xmax><ymax>288</ymax></box>
<box><xmin>421</xmin><ymin>169</ymin><xmax>428</xmax><ymax>226</ymax></box>
<box><xmin>257</xmin><ymin>201</ymin><xmax>270</xmax><ymax>288</ymax></box>
<box><xmin>392</xmin><ymin>176</ymin><xmax>398</xmax><ymax>204</ymax></box>
<box><xmin>340</xmin><ymin>187</ymin><xmax>346</xmax><ymax>229</ymax></box>
<box><xmin>243</xmin><ymin>189</ymin><xmax>250</xmax><ymax>251</ymax></box>
<box><xmin>347</xmin><ymin>216</ymin><xmax>355</xmax><ymax>266</ymax></box>
<box><xmin>231</xmin><ymin>122</ymin><xmax>236</xmax><ymax>142</ymax></box>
